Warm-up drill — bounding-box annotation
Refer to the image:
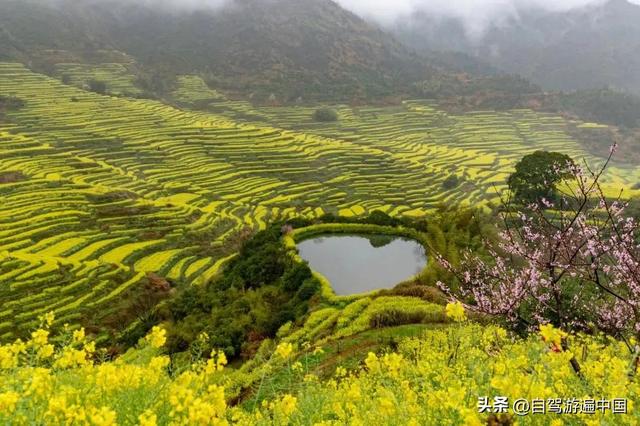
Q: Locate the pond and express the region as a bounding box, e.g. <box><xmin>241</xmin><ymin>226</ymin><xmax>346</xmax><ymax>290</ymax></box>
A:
<box><xmin>296</xmin><ymin>234</ymin><xmax>427</xmax><ymax>295</ymax></box>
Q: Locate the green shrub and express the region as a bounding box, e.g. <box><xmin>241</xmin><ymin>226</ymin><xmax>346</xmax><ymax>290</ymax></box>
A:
<box><xmin>364</xmin><ymin>210</ymin><xmax>399</xmax><ymax>227</ymax></box>
<box><xmin>0</xmin><ymin>95</ymin><xmax>25</xmax><ymax>110</ymax></box>
<box><xmin>369</xmin><ymin>308</ymin><xmax>431</xmax><ymax>328</ymax></box>
<box><xmin>88</xmin><ymin>79</ymin><xmax>108</xmax><ymax>94</ymax></box>
<box><xmin>168</xmin><ymin>224</ymin><xmax>320</xmax><ymax>358</ymax></box>
<box><xmin>296</xmin><ymin>279</ymin><xmax>320</xmax><ymax>301</ymax></box>
<box><xmin>282</xmin><ymin>263</ymin><xmax>313</xmax><ymax>292</ymax></box>
<box><xmin>312</xmin><ymin>107</ymin><xmax>339</xmax><ymax>122</ymax></box>
<box><xmin>441</xmin><ymin>174</ymin><xmax>460</xmax><ymax>190</ymax></box>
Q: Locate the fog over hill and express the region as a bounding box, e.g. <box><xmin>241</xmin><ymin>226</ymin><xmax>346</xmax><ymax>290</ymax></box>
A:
<box><xmin>0</xmin><ymin>0</ymin><xmax>538</xmax><ymax>103</ymax></box>
<box><xmin>0</xmin><ymin>0</ymin><xmax>433</xmax><ymax>102</ymax></box>
<box><xmin>337</xmin><ymin>0</ymin><xmax>638</xmax><ymax>36</ymax></box>
<box><xmin>340</xmin><ymin>0</ymin><xmax>640</xmax><ymax>94</ymax></box>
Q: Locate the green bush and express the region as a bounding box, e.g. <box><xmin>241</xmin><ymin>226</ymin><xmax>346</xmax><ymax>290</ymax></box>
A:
<box><xmin>312</xmin><ymin>107</ymin><xmax>339</xmax><ymax>122</ymax></box>
<box><xmin>364</xmin><ymin>210</ymin><xmax>399</xmax><ymax>227</ymax></box>
<box><xmin>441</xmin><ymin>174</ymin><xmax>460</xmax><ymax>190</ymax></box>
<box><xmin>88</xmin><ymin>79</ymin><xmax>108</xmax><ymax>95</ymax></box>
<box><xmin>0</xmin><ymin>95</ymin><xmax>25</xmax><ymax>109</ymax></box>
<box><xmin>296</xmin><ymin>279</ymin><xmax>320</xmax><ymax>301</ymax></box>
<box><xmin>282</xmin><ymin>263</ymin><xmax>313</xmax><ymax>292</ymax></box>
<box><xmin>168</xmin><ymin>224</ymin><xmax>320</xmax><ymax>358</ymax></box>
<box><xmin>369</xmin><ymin>308</ymin><xmax>432</xmax><ymax>328</ymax></box>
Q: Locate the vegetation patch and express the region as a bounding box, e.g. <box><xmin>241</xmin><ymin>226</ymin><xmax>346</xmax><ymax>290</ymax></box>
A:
<box><xmin>507</xmin><ymin>150</ymin><xmax>574</xmax><ymax>204</ymax></box>
<box><xmin>164</xmin><ymin>209</ymin><xmax>479</xmax><ymax>360</ymax></box>
<box><xmin>0</xmin><ymin>62</ymin><xmax>637</xmax><ymax>349</ymax></box>
<box><xmin>0</xmin><ymin>95</ymin><xmax>24</xmax><ymax>122</ymax></box>
<box><xmin>0</xmin><ymin>171</ymin><xmax>27</xmax><ymax>184</ymax></box>
<box><xmin>312</xmin><ymin>107</ymin><xmax>339</xmax><ymax>122</ymax></box>
<box><xmin>166</xmin><ymin>224</ymin><xmax>319</xmax><ymax>359</ymax></box>
<box><xmin>550</xmin><ymin>89</ymin><xmax>640</xmax><ymax>128</ymax></box>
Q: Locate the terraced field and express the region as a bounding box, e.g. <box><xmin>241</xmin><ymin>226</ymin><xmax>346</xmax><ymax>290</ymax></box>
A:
<box><xmin>55</xmin><ymin>63</ymin><xmax>142</xmax><ymax>96</ymax></box>
<box><xmin>1</xmin><ymin>63</ymin><xmax>638</xmax><ymax>340</ymax></box>
<box><xmin>248</xmin><ymin>102</ymin><xmax>640</xmax><ymax>198</ymax></box>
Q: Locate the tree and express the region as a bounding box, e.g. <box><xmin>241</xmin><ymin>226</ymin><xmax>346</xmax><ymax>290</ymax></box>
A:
<box><xmin>507</xmin><ymin>151</ymin><xmax>574</xmax><ymax>204</ymax></box>
<box><xmin>438</xmin><ymin>144</ymin><xmax>640</xmax><ymax>342</ymax></box>
<box><xmin>312</xmin><ymin>107</ymin><xmax>338</xmax><ymax>122</ymax></box>
<box><xmin>88</xmin><ymin>79</ymin><xmax>107</xmax><ymax>95</ymax></box>
<box><xmin>0</xmin><ymin>96</ymin><xmax>24</xmax><ymax>123</ymax></box>
<box><xmin>0</xmin><ymin>95</ymin><xmax>25</xmax><ymax>110</ymax></box>
<box><xmin>441</xmin><ymin>174</ymin><xmax>460</xmax><ymax>190</ymax></box>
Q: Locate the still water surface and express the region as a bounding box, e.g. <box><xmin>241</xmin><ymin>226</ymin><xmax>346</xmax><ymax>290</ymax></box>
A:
<box><xmin>297</xmin><ymin>234</ymin><xmax>427</xmax><ymax>295</ymax></box>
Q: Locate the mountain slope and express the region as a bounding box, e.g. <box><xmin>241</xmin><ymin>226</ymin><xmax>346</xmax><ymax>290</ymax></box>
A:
<box><xmin>107</xmin><ymin>0</ymin><xmax>440</xmax><ymax>102</ymax></box>
<box><xmin>0</xmin><ymin>0</ymin><xmax>437</xmax><ymax>103</ymax></box>
<box><xmin>0</xmin><ymin>0</ymin><xmax>538</xmax><ymax>104</ymax></box>
<box><xmin>393</xmin><ymin>0</ymin><xmax>640</xmax><ymax>95</ymax></box>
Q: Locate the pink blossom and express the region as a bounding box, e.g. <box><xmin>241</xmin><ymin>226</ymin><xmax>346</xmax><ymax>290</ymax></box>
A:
<box><xmin>437</xmin><ymin>147</ymin><xmax>640</xmax><ymax>337</ymax></box>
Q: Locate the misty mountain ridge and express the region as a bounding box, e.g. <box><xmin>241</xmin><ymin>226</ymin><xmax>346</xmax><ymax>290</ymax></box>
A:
<box><xmin>0</xmin><ymin>0</ymin><xmax>538</xmax><ymax>104</ymax></box>
<box><xmin>0</xmin><ymin>0</ymin><xmax>438</xmax><ymax>102</ymax></box>
<box><xmin>1</xmin><ymin>0</ymin><xmax>637</xmax><ymax>126</ymax></box>
<box><xmin>392</xmin><ymin>0</ymin><xmax>640</xmax><ymax>95</ymax></box>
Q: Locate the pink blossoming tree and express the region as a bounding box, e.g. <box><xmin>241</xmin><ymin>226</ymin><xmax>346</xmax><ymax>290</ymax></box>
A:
<box><xmin>437</xmin><ymin>144</ymin><xmax>640</xmax><ymax>343</ymax></box>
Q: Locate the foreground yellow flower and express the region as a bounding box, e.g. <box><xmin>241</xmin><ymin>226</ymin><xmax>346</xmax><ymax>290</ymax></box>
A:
<box><xmin>4</xmin><ymin>310</ymin><xmax>640</xmax><ymax>425</ymax></box>
<box><xmin>149</xmin><ymin>356</ymin><xmax>170</xmax><ymax>371</ymax></box>
<box><xmin>0</xmin><ymin>391</ymin><xmax>20</xmax><ymax>414</ymax></box>
<box><xmin>72</xmin><ymin>328</ymin><xmax>86</xmax><ymax>344</ymax></box>
<box><xmin>445</xmin><ymin>301</ymin><xmax>466</xmax><ymax>322</ymax></box>
<box><xmin>205</xmin><ymin>349</ymin><xmax>227</xmax><ymax>373</ymax></box>
<box><xmin>138</xmin><ymin>410</ymin><xmax>157</xmax><ymax>426</ymax></box>
<box><xmin>146</xmin><ymin>326</ymin><xmax>167</xmax><ymax>349</ymax></box>
<box><xmin>39</xmin><ymin>311</ymin><xmax>55</xmax><ymax>327</ymax></box>
<box><xmin>37</xmin><ymin>344</ymin><xmax>55</xmax><ymax>360</ymax></box>
<box><xmin>539</xmin><ymin>323</ymin><xmax>567</xmax><ymax>350</ymax></box>
<box><xmin>365</xmin><ymin>352</ymin><xmax>380</xmax><ymax>372</ymax></box>
<box><xmin>382</xmin><ymin>353</ymin><xmax>403</xmax><ymax>376</ymax></box>
<box><xmin>23</xmin><ymin>367</ymin><xmax>52</xmax><ymax>397</ymax></box>
<box><xmin>0</xmin><ymin>345</ymin><xmax>20</xmax><ymax>369</ymax></box>
<box><xmin>30</xmin><ymin>329</ymin><xmax>49</xmax><ymax>347</ymax></box>
<box><xmin>54</xmin><ymin>347</ymin><xmax>90</xmax><ymax>369</ymax></box>
<box><xmin>90</xmin><ymin>406</ymin><xmax>117</xmax><ymax>426</ymax></box>
<box><xmin>276</xmin><ymin>394</ymin><xmax>297</xmax><ymax>418</ymax></box>
<box><xmin>275</xmin><ymin>342</ymin><xmax>293</xmax><ymax>359</ymax></box>
<box><xmin>377</xmin><ymin>391</ymin><xmax>396</xmax><ymax>416</ymax></box>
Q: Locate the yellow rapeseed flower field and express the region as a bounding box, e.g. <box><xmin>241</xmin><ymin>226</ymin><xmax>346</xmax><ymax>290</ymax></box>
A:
<box><xmin>2</xmin><ymin>311</ymin><xmax>640</xmax><ymax>425</ymax></box>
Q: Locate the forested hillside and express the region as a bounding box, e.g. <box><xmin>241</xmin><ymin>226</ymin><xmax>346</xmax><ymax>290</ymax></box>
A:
<box><xmin>0</xmin><ymin>0</ymin><xmax>536</xmax><ymax>103</ymax></box>
<box><xmin>393</xmin><ymin>0</ymin><xmax>640</xmax><ymax>95</ymax></box>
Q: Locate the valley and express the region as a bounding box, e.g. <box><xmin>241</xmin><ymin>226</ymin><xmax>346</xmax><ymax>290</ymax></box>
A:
<box><xmin>0</xmin><ymin>62</ymin><xmax>637</xmax><ymax>342</ymax></box>
<box><xmin>2</xmin><ymin>2</ymin><xmax>640</xmax><ymax>421</ymax></box>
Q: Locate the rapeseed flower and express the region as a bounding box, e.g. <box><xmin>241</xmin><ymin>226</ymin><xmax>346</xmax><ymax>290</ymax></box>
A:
<box><xmin>39</xmin><ymin>311</ymin><xmax>55</xmax><ymax>327</ymax></box>
<box><xmin>146</xmin><ymin>326</ymin><xmax>167</xmax><ymax>349</ymax></box>
<box><xmin>539</xmin><ymin>323</ymin><xmax>567</xmax><ymax>350</ymax></box>
<box><xmin>276</xmin><ymin>394</ymin><xmax>297</xmax><ymax>418</ymax></box>
<box><xmin>30</xmin><ymin>329</ymin><xmax>49</xmax><ymax>347</ymax></box>
<box><xmin>445</xmin><ymin>301</ymin><xmax>466</xmax><ymax>322</ymax></box>
<box><xmin>138</xmin><ymin>410</ymin><xmax>157</xmax><ymax>426</ymax></box>
<box><xmin>0</xmin><ymin>391</ymin><xmax>19</xmax><ymax>414</ymax></box>
<box><xmin>365</xmin><ymin>352</ymin><xmax>380</xmax><ymax>372</ymax></box>
<box><xmin>275</xmin><ymin>342</ymin><xmax>293</xmax><ymax>359</ymax></box>
<box><xmin>90</xmin><ymin>406</ymin><xmax>117</xmax><ymax>426</ymax></box>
